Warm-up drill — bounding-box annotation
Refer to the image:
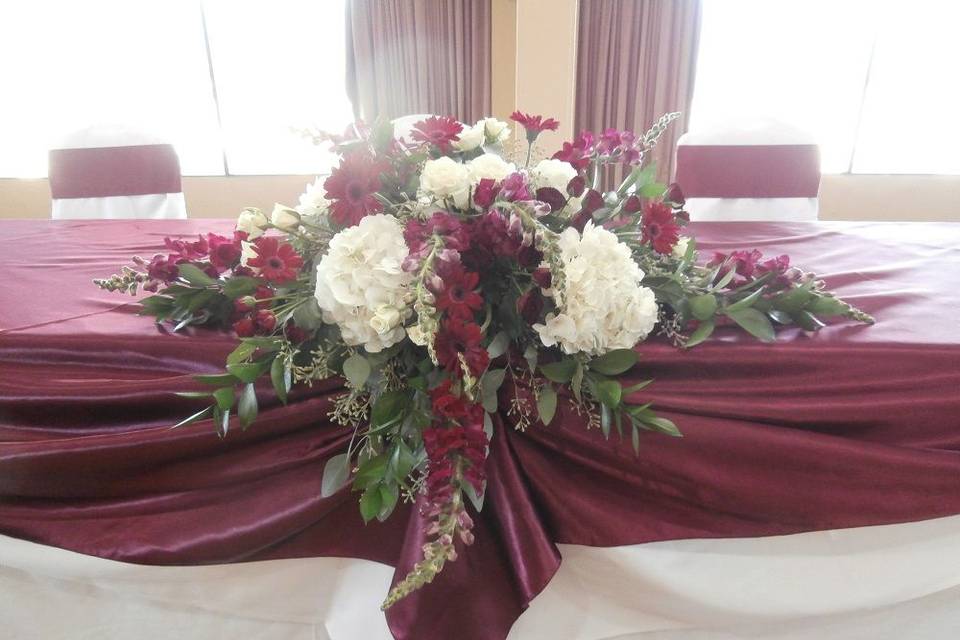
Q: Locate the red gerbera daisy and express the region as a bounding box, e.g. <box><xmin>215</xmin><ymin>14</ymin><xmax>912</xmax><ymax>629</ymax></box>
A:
<box><xmin>510</xmin><ymin>111</ymin><xmax>560</xmax><ymax>142</ymax></box>
<box><xmin>435</xmin><ymin>319</ymin><xmax>490</xmax><ymax>378</ymax></box>
<box><xmin>641</xmin><ymin>201</ymin><xmax>681</xmax><ymax>255</ymax></box>
<box><xmin>432</xmin><ymin>262</ymin><xmax>484</xmax><ymax>320</ymax></box>
<box><xmin>323</xmin><ymin>153</ymin><xmax>385</xmax><ymax>227</ymax></box>
<box><xmin>410</xmin><ymin>116</ymin><xmax>463</xmax><ymax>152</ymax></box>
<box><xmin>247</xmin><ymin>237</ymin><xmax>304</xmax><ymax>283</ymax></box>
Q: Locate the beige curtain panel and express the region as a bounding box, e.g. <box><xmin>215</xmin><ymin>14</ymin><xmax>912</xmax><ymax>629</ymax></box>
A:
<box><xmin>346</xmin><ymin>0</ymin><xmax>491</xmax><ymax>124</ymax></box>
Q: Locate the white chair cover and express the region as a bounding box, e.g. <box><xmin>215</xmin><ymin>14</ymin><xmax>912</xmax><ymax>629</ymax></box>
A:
<box><xmin>49</xmin><ymin>125</ymin><xmax>187</xmax><ymax>219</ymax></box>
<box><xmin>674</xmin><ymin>119</ymin><xmax>821</xmax><ymax>222</ymax></box>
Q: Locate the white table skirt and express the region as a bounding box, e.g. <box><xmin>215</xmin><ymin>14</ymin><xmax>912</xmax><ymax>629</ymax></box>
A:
<box><xmin>3</xmin><ymin>514</ymin><xmax>959</xmax><ymax>640</ymax></box>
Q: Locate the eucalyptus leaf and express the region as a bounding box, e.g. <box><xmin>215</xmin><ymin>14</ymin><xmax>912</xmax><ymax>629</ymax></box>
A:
<box><xmin>483</xmin><ymin>412</ymin><xmax>494</xmax><ymax>439</ymax></box>
<box><xmin>342</xmin><ymin>354</ymin><xmax>371</xmax><ymax>387</ymax></box>
<box><xmin>537</xmin><ymin>385</ymin><xmax>558</xmax><ymax>425</ymax></box>
<box><xmin>321</xmin><ymin>452</ymin><xmax>352</xmax><ymax>497</ymax></box>
<box><xmin>486</xmin><ymin>331</ymin><xmax>510</xmax><ymax>359</ymax></box>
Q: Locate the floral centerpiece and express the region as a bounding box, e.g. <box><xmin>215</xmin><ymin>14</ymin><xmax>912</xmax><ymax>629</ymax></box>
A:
<box><xmin>96</xmin><ymin>111</ymin><xmax>872</xmax><ymax>608</ymax></box>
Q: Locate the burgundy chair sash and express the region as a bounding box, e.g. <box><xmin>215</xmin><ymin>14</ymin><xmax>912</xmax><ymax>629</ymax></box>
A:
<box><xmin>49</xmin><ymin>144</ymin><xmax>182</xmax><ymax>199</ymax></box>
<box><xmin>675</xmin><ymin>144</ymin><xmax>820</xmax><ymax>198</ymax></box>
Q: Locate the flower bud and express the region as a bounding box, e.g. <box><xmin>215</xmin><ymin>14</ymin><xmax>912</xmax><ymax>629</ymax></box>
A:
<box><xmin>270</xmin><ymin>203</ymin><xmax>301</xmax><ymax>230</ymax></box>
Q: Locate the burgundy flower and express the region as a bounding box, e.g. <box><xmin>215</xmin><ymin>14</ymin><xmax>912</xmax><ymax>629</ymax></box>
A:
<box><xmin>709</xmin><ymin>249</ymin><xmax>763</xmax><ymax>287</ymax></box>
<box><xmin>570</xmin><ymin>189</ymin><xmax>605</xmax><ymax>231</ymax></box>
<box><xmin>499</xmin><ymin>172</ymin><xmax>532</xmax><ymax>202</ymax></box>
<box><xmin>323</xmin><ymin>153</ymin><xmax>385</xmax><ymax>227</ymax></box>
<box><xmin>207</xmin><ymin>232</ymin><xmax>243</xmax><ymax>271</ymax></box>
<box><xmin>535</xmin><ymin>187</ymin><xmax>568</xmax><ymax>214</ymax></box>
<box><xmin>430</xmin><ymin>379</ymin><xmax>471</xmax><ymax>421</ymax></box>
<box><xmin>532</xmin><ymin>267</ymin><xmax>552</xmax><ymax>289</ymax></box>
<box><xmin>552</xmin><ymin>138</ymin><xmax>592</xmax><ymax>171</ymax></box>
<box><xmin>164</xmin><ymin>235</ymin><xmax>208</xmax><ymax>260</ymax></box>
<box><xmin>404</xmin><ymin>212</ymin><xmax>470</xmax><ymax>259</ymax></box>
<box><xmin>516</xmin><ymin>288</ymin><xmax>545</xmax><ymax>323</ymax></box>
<box><xmin>254</xmin><ymin>309</ymin><xmax>277</xmax><ymax>333</ymax></box>
<box><xmin>665</xmin><ymin>183</ymin><xmax>686</xmax><ymax>207</ymax></box>
<box><xmin>410</xmin><ymin>116</ymin><xmax>463</xmax><ymax>152</ymax></box>
<box><xmin>622</xmin><ymin>195</ymin><xmax>642</xmax><ymax>214</ymax></box>
<box><xmin>641</xmin><ymin>201</ymin><xmax>681</xmax><ymax>254</ymax></box>
<box><xmin>432</xmin><ymin>262</ymin><xmax>484</xmax><ymax>321</ymax></box>
<box><xmin>517</xmin><ymin>244</ymin><xmax>543</xmax><ymax>269</ymax></box>
<box><xmin>510</xmin><ymin>111</ymin><xmax>560</xmax><ymax>142</ymax></box>
<box><xmin>233</xmin><ymin>315</ymin><xmax>256</xmax><ymax>337</ymax></box>
<box><xmin>146</xmin><ymin>254</ymin><xmax>181</xmax><ymax>283</ymax></box>
<box><xmin>566</xmin><ymin>175</ymin><xmax>586</xmax><ymax>197</ymax></box>
<box><xmin>284</xmin><ymin>320</ymin><xmax>311</xmax><ymax>344</ymax></box>
<box><xmin>247</xmin><ymin>237</ymin><xmax>304</xmax><ymax>284</ymax></box>
<box><xmin>462</xmin><ymin>209</ymin><xmax>523</xmax><ymax>269</ymax></box>
<box><xmin>473</xmin><ymin>178</ymin><xmax>500</xmax><ymax>209</ymax></box>
<box><xmin>435</xmin><ymin>319</ymin><xmax>490</xmax><ymax>378</ymax></box>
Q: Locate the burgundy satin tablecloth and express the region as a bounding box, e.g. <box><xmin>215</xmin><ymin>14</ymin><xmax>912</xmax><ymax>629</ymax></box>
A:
<box><xmin>1</xmin><ymin>219</ymin><xmax>959</xmax><ymax>640</ymax></box>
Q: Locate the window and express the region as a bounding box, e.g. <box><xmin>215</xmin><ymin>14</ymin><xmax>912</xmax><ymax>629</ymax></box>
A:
<box><xmin>0</xmin><ymin>0</ymin><xmax>352</xmax><ymax>177</ymax></box>
<box><xmin>690</xmin><ymin>0</ymin><xmax>960</xmax><ymax>174</ymax></box>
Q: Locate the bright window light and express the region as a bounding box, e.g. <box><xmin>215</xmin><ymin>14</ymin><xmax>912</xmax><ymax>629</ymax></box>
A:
<box><xmin>690</xmin><ymin>0</ymin><xmax>960</xmax><ymax>175</ymax></box>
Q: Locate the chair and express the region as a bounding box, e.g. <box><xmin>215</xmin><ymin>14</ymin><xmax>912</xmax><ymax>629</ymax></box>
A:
<box><xmin>49</xmin><ymin>125</ymin><xmax>187</xmax><ymax>219</ymax></box>
<box><xmin>673</xmin><ymin>118</ymin><xmax>821</xmax><ymax>221</ymax></box>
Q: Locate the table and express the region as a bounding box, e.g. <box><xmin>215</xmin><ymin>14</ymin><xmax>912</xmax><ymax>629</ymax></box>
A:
<box><xmin>1</xmin><ymin>219</ymin><xmax>959</xmax><ymax>640</ymax></box>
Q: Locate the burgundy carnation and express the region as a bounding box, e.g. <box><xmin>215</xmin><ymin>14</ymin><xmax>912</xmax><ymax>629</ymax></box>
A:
<box><xmin>516</xmin><ymin>288</ymin><xmax>545</xmax><ymax>323</ymax></box>
<box><xmin>473</xmin><ymin>178</ymin><xmax>500</xmax><ymax>209</ymax></box>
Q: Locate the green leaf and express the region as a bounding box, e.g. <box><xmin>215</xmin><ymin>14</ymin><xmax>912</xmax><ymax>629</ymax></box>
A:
<box><xmin>767</xmin><ymin>309</ymin><xmax>793</xmax><ymax>325</ymax></box>
<box><xmin>393</xmin><ymin>441</ymin><xmax>418</xmax><ymax>480</ymax></box>
<box><xmin>174</xmin><ymin>391</ymin><xmax>213</xmax><ymax>399</ymax></box>
<box><xmin>217</xmin><ymin>408</ymin><xmax>230</xmax><ymax>438</ymax></box>
<box><xmin>483</xmin><ymin>412</ymin><xmax>494</xmax><ymax>439</ymax></box>
<box><xmin>689</xmin><ymin>294</ymin><xmax>718</xmax><ymax>321</ymax></box>
<box><xmin>227</xmin><ymin>341</ymin><xmax>258</xmax><ymax>366</ymax></box>
<box><xmin>600</xmin><ymin>404</ymin><xmax>611</xmax><ymax>439</ymax></box>
<box><xmin>537</xmin><ymin>385</ymin><xmax>558</xmax><ymax>425</ymax></box>
<box><xmin>171</xmin><ymin>405</ymin><xmax>212</xmax><ymax>429</ymax></box>
<box><xmin>596</xmin><ymin>380</ymin><xmax>622</xmax><ymax>409</ymax></box>
<box><xmin>639</xmin><ymin>415</ymin><xmax>682</xmax><ymax>437</ymax></box>
<box><xmin>194</xmin><ymin>372</ymin><xmax>240</xmax><ymax>386</ymax></box>
<box><xmin>342</xmin><ymin>354</ymin><xmax>371</xmax><ymax>388</ymax></box>
<box><xmin>725</xmin><ymin>288</ymin><xmax>765</xmax><ymax>313</ymax></box>
<box><xmin>222</xmin><ymin>276</ymin><xmax>260</xmax><ymax>299</ymax></box>
<box><xmin>571</xmin><ymin>362</ymin><xmax>584</xmax><ymax>403</ymax></box>
<box><xmin>638</xmin><ymin>182</ymin><xmax>666</xmax><ymax>198</ymax></box>
<box><xmin>622</xmin><ymin>379</ymin><xmax>653</xmax><ymax>395</ymax></box>
<box><xmin>212</xmin><ymin>386</ymin><xmax>235</xmax><ymax>411</ymax></box>
<box><xmin>359</xmin><ymin>485</ymin><xmax>383</xmax><ymax>523</ymax></box>
<box><xmin>354</xmin><ymin>453</ymin><xmax>390</xmax><ymax>489</ymax></box>
<box><xmin>177</xmin><ymin>263</ymin><xmax>217</xmax><ymax>287</ymax></box>
<box><xmin>631</xmin><ymin>423</ymin><xmax>640</xmax><ymax>455</ymax></box>
<box><xmin>486</xmin><ymin>331</ymin><xmax>510</xmax><ymax>359</ymax></box>
<box><xmin>270</xmin><ymin>356</ymin><xmax>290</xmax><ymax>405</ymax></box>
<box><xmin>710</xmin><ymin>268</ymin><xmax>736</xmax><ymax>292</ymax></box>
<box><xmin>139</xmin><ymin>295</ymin><xmax>175</xmax><ymax>316</ymax></box>
<box><xmin>321</xmin><ymin>453</ymin><xmax>352</xmax><ymax>497</ymax></box>
<box><xmin>480</xmin><ymin>368</ymin><xmax>507</xmax><ymax>413</ymax></box>
<box><xmin>377</xmin><ymin>483</ymin><xmax>399</xmax><ymax>521</ymax></box>
<box><xmin>726</xmin><ymin>307</ymin><xmax>776</xmax><ymax>342</ymax></box>
<box><xmin>540</xmin><ymin>359</ymin><xmax>577</xmax><ymax>383</ymax></box>
<box><xmin>589</xmin><ymin>349</ymin><xmax>638</xmax><ymax>376</ymax></box>
<box><xmin>371</xmin><ymin>390</ymin><xmax>409</xmax><ymax>428</ymax></box>
<box><xmin>774</xmin><ymin>280</ymin><xmax>816</xmax><ymax>314</ymax></box>
<box><xmin>808</xmin><ymin>295</ymin><xmax>848</xmax><ymax>317</ymax></box>
<box><xmin>237</xmin><ymin>383</ymin><xmax>258</xmax><ymax>428</ymax></box>
<box><xmin>684</xmin><ymin>319</ymin><xmax>715</xmax><ymax>348</ymax></box>
<box><xmin>464</xmin><ymin>480</ymin><xmax>486</xmax><ymax>512</ymax></box>
<box><xmin>226</xmin><ymin>359</ymin><xmax>272</xmax><ymax>383</ymax></box>
<box><xmin>793</xmin><ymin>309</ymin><xmax>826</xmax><ymax>331</ymax></box>
<box><xmin>523</xmin><ymin>345</ymin><xmax>538</xmax><ymax>373</ymax></box>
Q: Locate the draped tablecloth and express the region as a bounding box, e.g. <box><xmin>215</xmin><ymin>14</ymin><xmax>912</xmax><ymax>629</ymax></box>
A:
<box><xmin>1</xmin><ymin>219</ymin><xmax>959</xmax><ymax>639</ymax></box>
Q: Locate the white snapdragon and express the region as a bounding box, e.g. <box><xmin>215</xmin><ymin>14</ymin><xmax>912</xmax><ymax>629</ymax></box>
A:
<box><xmin>466</xmin><ymin>152</ymin><xmax>516</xmax><ymax>184</ymax></box>
<box><xmin>314</xmin><ymin>215</ymin><xmax>413</xmax><ymax>353</ymax></box>
<box><xmin>534</xmin><ymin>223</ymin><xmax>658</xmax><ymax>356</ymax></box>
<box><xmin>482</xmin><ymin>117</ymin><xmax>511</xmax><ymax>144</ymax></box>
<box><xmin>236</xmin><ymin>207</ymin><xmax>269</xmax><ymax>239</ymax></box>
<box><xmin>453</xmin><ymin>122</ymin><xmax>485</xmax><ymax>152</ymax></box>
<box><xmin>296</xmin><ymin>177</ymin><xmax>331</xmax><ymax>221</ymax></box>
<box><xmin>419</xmin><ymin>157</ymin><xmax>471</xmax><ymax>209</ymax></box>
<box><xmin>530</xmin><ymin>158</ymin><xmax>581</xmax><ymax>213</ymax></box>
<box><xmin>270</xmin><ymin>203</ymin><xmax>301</xmax><ymax>230</ymax></box>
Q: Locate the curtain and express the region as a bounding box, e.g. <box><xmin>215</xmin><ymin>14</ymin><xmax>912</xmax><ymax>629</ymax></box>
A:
<box><xmin>345</xmin><ymin>0</ymin><xmax>491</xmax><ymax>124</ymax></box>
<box><xmin>575</xmin><ymin>0</ymin><xmax>702</xmax><ymax>183</ymax></box>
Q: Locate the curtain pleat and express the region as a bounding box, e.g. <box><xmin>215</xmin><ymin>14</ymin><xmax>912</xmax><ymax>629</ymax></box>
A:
<box><xmin>575</xmin><ymin>0</ymin><xmax>702</xmax><ymax>182</ymax></box>
<box><xmin>345</xmin><ymin>0</ymin><xmax>491</xmax><ymax>124</ymax></box>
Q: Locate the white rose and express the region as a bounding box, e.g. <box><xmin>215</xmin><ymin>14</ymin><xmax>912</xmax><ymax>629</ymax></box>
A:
<box><xmin>236</xmin><ymin>207</ymin><xmax>269</xmax><ymax>239</ymax></box>
<box><xmin>315</xmin><ymin>215</ymin><xmax>413</xmax><ymax>353</ymax></box>
<box><xmin>482</xmin><ymin>117</ymin><xmax>511</xmax><ymax>144</ymax></box>
<box><xmin>466</xmin><ymin>153</ymin><xmax>516</xmax><ymax>184</ymax></box>
<box><xmin>270</xmin><ymin>203</ymin><xmax>301</xmax><ymax>230</ymax></box>
<box><xmin>453</xmin><ymin>122</ymin><xmax>485</xmax><ymax>152</ymax></box>
<box><xmin>533</xmin><ymin>223</ymin><xmax>658</xmax><ymax>356</ymax></box>
<box><xmin>419</xmin><ymin>157</ymin><xmax>471</xmax><ymax>209</ymax></box>
<box><xmin>296</xmin><ymin>177</ymin><xmax>330</xmax><ymax>220</ymax></box>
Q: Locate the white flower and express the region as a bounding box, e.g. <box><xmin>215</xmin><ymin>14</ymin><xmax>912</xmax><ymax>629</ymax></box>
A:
<box><xmin>533</xmin><ymin>223</ymin><xmax>658</xmax><ymax>356</ymax></box>
<box><xmin>673</xmin><ymin>236</ymin><xmax>692</xmax><ymax>259</ymax></box>
<box><xmin>406</xmin><ymin>324</ymin><xmax>428</xmax><ymax>346</ymax></box>
<box><xmin>236</xmin><ymin>207</ymin><xmax>269</xmax><ymax>239</ymax></box>
<box><xmin>296</xmin><ymin>177</ymin><xmax>330</xmax><ymax>220</ymax></box>
<box><xmin>482</xmin><ymin>117</ymin><xmax>511</xmax><ymax>144</ymax></box>
<box><xmin>453</xmin><ymin>122</ymin><xmax>485</xmax><ymax>152</ymax></box>
<box><xmin>530</xmin><ymin>159</ymin><xmax>580</xmax><ymax>213</ymax></box>
<box><xmin>314</xmin><ymin>215</ymin><xmax>413</xmax><ymax>353</ymax></box>
<box><xmin>466</xmin><ymin>153</ymin><xmax>516</xmax><ymax>184</ymax></box>
<box><xmin>419</xmin><ymin>156</ymin><xmax>471</xmax><ymax>209</ymax></box>
<box><xmin>239</xmin><ymin>240</ymin><xmax>257</xmax><ymax>267</ymax></box>
<box><xmin>270</xmin><ymin>203</ymin><xmax>301</xmax><ymax>231</ymax></box>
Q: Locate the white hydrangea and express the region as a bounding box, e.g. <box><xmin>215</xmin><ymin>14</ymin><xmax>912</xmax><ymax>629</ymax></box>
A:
<box><xmin>236</xmin><ymin>207</ymin><xmax>269</xmax><ymax>239</ymax></box>
<box><xmin>482</xmin><ymin>117</ymin><xmax>511</xmax><ymax>144</ymax></box>
<box><xmin>419</xmin><ymin>156</ymin><xmax>471</xmax><ymax>208</ymax></box>
<box><xmin>534</xmin><ymin>223</ymin><xmax>658</xmax><ymax>356</ymax></box>
<box><xmin>314</xmin><ymin>215</ymin><xmax>413</xmax><ymax>353</ymax></box>
<box><xmin>453</xmin><ymin>121</ymin><xmax>485</xmax><ymax>152</ymax></box>
<box><xmin>466</xmin><ymin>152</ymin><xmax>516</xmax><ymax>184</ymax></box>
<box><xmin>296</xmin><ymin>177</ymin><xmax>331</xmax><ymax>221</ymax></box>
<box><xmin>530</xmin><ymin>158</ymin><xmax>581</xmax><ymax>213</ymax></box>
